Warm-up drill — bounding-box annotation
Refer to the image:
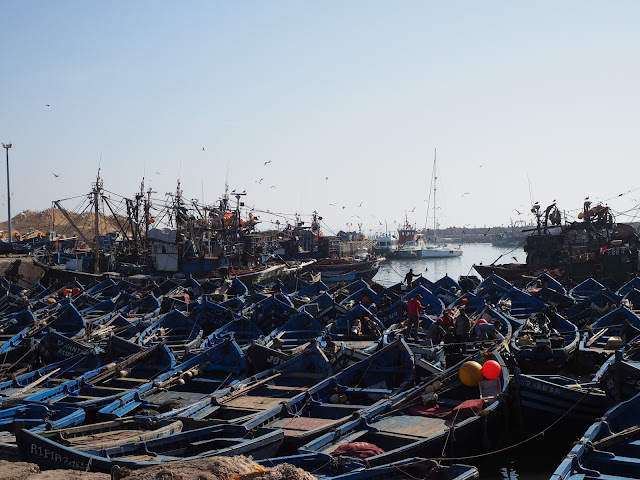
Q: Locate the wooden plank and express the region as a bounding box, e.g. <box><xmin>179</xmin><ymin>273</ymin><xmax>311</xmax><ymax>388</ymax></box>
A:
<box><xmin>374</xmin><ymin>415</ymin><xmax>448</xmax><ymax>439</ymax></box>
<box><xmin>225</xmin><ymin>395</ymin><xmax>287</xmax><ymax>410</ymax></box>
<box><xmin>273</xmin><ymin>417</ymin><xmax>336</xmax><ymax>435</ymax></box>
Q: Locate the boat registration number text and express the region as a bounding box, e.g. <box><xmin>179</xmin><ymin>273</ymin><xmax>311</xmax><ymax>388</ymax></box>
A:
<box><xmin>30</xmin><ymin>444</ymin><xmax>87</xmax><ymax>470</ymax></box>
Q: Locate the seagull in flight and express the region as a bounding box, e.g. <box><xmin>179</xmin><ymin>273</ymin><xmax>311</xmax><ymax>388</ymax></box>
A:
<box><xmin>352</xmin><ymin>215</ymin><xmax>361</xmax><ymax>219</ymax></box>
<box><xmin>270</xmin><ymin>185</ymin><xmax>276</xmax><ymax>189</ymax></box>
<box><xmin>409</xmin><ymin>207</ymin><xmax>415</xmax><ymax>213</ymax></box>
<box><xmin>462</xmin><ymin>192</ymin><xmax>470</xmax><ymax>197</ymax></box>
<box><xmin>45</xmin><ymin>104</ymin><xmax>50</xmax><ymax>107</ymax></box>
<box><xmin>255</xmin><ymin>178</ymin><xmax>264</xmax><ymax>184</ymax></box>
<box><xmin>358</xmin><ymin>202</ymin><xmax>363</xmax><ymax>207</ymax></box>
<box><xmin>325</xmin><ymin>177</ymin><xmax>329</xmax><ymax>180</ymax></box>
<box><xmin>52</xmin><ymin>173</ymin><xmax>60</xmax><ymax>178</ymax></box>
<box><xmin>264</xmin><ymin>160</ymin><xmax>272</xmax><ymax>166</ymax></box>
<box><xmin>478</xmin><ymin>163</ymin><xmax>486</xmax><ymax>168</ymax></box>
<box><xmin>513</xmin><ymin>209</ymin><xmax>522</xmax><ymax>215</ymax></box>
<box><xmin>202</xmin><ymin>147</ymin><xmax>205</xmax><ymax>151</ymax></box>
<box><xmin>329</xmin><ymin>203</ymin><xmax>337</xmax><ymax>206</ymax></box>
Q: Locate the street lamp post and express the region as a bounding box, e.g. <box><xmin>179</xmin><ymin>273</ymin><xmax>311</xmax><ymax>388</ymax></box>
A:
<box><xmin>2</xmin><ymin>144</ymin><xmax>11</xmax><ymax>244</ymax></box>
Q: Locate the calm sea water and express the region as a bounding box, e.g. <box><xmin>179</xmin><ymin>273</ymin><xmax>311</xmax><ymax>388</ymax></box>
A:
<box><xmin>374</xmin><ymin>243</ymin><xmax>578</xmax><ymax>480</ymax></box>
<box><xmin>373</xmin><ymin>242</ymin><xmax>526</xmax><ymax>286</ymax></box>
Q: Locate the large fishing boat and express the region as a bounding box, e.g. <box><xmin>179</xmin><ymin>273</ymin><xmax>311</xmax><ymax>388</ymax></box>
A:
<box><xmin>474</xmin><ymin>200</ymin><xmax>639</xmax><ymax>284</ymax></box>
<box><xmin>31</xmin><ymin>174</ymin><xmax>336</xmax><ymax>285</ymax></box>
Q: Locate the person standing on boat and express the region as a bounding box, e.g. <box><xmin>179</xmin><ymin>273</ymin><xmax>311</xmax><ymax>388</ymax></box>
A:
<box><xmin>407</xmin><ymin>293</ymin><xmax>426</xmax><ymax>339</ymax></box>
<box><xmin>454</xmin><ymin>303</ymin><xmax>471</xmax><ymax>353</ymax></box>
<box><xmin>403</xmin><ymin>268</ymin><xmax>421</xmax><ymax>288</ymax></box>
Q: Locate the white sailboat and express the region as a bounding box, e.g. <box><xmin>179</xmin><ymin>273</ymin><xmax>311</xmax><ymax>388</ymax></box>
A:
<box><xmin>421</xmin><ymin>148</ymin><xmax>463</xmax><ymax>258</ymax></box>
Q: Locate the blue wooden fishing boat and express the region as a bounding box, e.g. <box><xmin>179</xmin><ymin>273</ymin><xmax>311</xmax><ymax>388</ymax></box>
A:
<box><xmin>203</xmin><ymin>316</ymin><xmax>263</xmax><ymax>346</ymax></box>
<box><xmin>22</xmin><ymin>340</ymin><xmax>175</xmax><ymax>413</ymax></box>
<box><xmin>16</xmin><ymin>422</ymin><xmax>284</xmax><ymax>473</ymax></box>
<box><xmin>201</xmin><ymin>277</ymin><xmax>249</xmax><ymax>301</ymax></box>
<box><xmin>617</xmin><ymin>276</ymin><xmax>640</xmax><ymax>297</ymax></box>
<box><xmin>340</xmin><ymin>285</ymin><xmax>382</xmax><ymax>310</ymax></box>
<box><xmin>565</xmin><ymin>289</ymin><xmax>622</xmax><ymax>330</ymax></box>
<box><xmin>325</xmin><ymin>304</ymin><xmax>385</xmax><ymax>350</ymax></box>
<box><xmin>621</xmin><ymin>287</ymin><xmax>640</xmax><ymax>314</ymax></box>
<box><xmin>32</xmin><ymin>415</ymin><xmax>185</xmax><ymax>452</ymax></box>
<box><xmin>497</xmin><ymin>287</ymin><xmax>548</xmax><ymax>322</ymax></box>
<box><xmin>514</xmin><ymin>369</ymin><xmax>607</xmax><ymax>424</ymax></box>
<box><xmin>578</xmin><ymin>306</ymin><xmax>640</xmax><ymax>370</ymax></box>
<box><xmin>0</xmin><ymin>341</ymin><xmax>102</xmax><ymax>406</ymax></box>
<box><xmin>97</xmin><ymin>338</ymin><xmax>247</xmax><ymax>418</ymax></box>
<box><xmin>0</xmin><ymin>301</ymin><xmax>86</xmax><ymax>364</ymax></box>
<box><xmin>261</xmin><ymin>311</ymin><xmax>324</xmax><ymax>354</ymax></box>
<box><xmin>0</xmin><ymin>405</ymin><xmax>84</xmax><ymax>460</ymax></box>
<box><xmin>243</xmin><ymin>339</ymin><xmax>415</xmax><ymax>452</ymax></box>
<box><xmin>287</xmin><ymin>278</ymin><xmax>329</xmax><ymax>301</ymax></box>
<box><xmin>569</xmin><ymin>278</ymin><xmax>606</xmax><ymax>301</ymax></box>
<box><xmin>511</xmin><ymin>309</ymin><xmax>578</xmax><ymax>372</ymax></box>
<box><xmin>174</xmin><ymin>344</ymin><xmax>333</xmax><ymax>423</ymax></box>
<box><xmin>593</xmin><ymin>335</ymin><xmax>640</xmax><ymax>404</ymax></box>
<box><xmin>551</xmin><ymin>390</ymin><xmax>640</xmax><ymax>480</ymax></box>
<box><xmin>116</xmin><ymin>292</ymin><xmax>161</xmax><ymax>317</ymax></box>
<box><xmin>449</xmin><ymin>293</ymin><xmax>486</xmax><ymax>316</ymax></box>
<box><xmin>84</xmin><ymin>278</ymin><xmax>122</xmax><ymax>301</ymax></box>
<box><xmin>137</xmin><ymin>309</ymin><xmax>203</xmax><ymax>357</ymax></box>
<box><xmin>473</xmin><ymin>274</ymin><xmax>513</xmax><ymax>305</ymax></box>
<box><xmin>247</xmin><ymin>292</ymin><xmax>297</xmax><ymax>334</ymax></box>
<box><xmin>524</xmin><ymin>273</ymin><xmax>575</xmax><ymax>310</ymax></box>
<box><xmin>300</xmin><ymin>349</ymin><xmax>509</xmax><ymax>466</ymax></box>
<box><xmin>188</xmin><ymin>299</ymin><xmax>237</xmax><ymax>336</ymax></box>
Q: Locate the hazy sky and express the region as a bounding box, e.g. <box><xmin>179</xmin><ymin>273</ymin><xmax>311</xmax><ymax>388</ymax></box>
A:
<box><xmin>2</xmin><ymin>1</ymin><xmax>640</xmax><ymax>236</ymax></box>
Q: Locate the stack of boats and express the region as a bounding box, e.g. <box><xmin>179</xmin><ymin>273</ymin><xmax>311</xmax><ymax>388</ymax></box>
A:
<box><xmin>3</xmin><ymin>271</ymin><xmax>640</xmax><ymax>477</ymax></box>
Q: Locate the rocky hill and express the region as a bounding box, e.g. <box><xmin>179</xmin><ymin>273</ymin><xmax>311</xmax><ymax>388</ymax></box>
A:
<box><xmin>0</xmin><ymin>208</ymin><xmax>123</xmax><ymax>242</ymax></box>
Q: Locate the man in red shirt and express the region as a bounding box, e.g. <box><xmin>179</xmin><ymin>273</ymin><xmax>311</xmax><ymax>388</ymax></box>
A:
<box><xmin>437</xmin><ymin>309</ymin><xmax>454</xmax><ymax>329</ymax></box>
<box><xmin>407</xmin><ymin>294</ymin><xmax>426</xmax><ymax>339</ymax></box>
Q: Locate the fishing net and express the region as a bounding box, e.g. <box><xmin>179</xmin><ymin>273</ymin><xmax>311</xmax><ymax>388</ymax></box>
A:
<box><xmin>112</xmin><ymin>456</ymin><xmax>316</xmax><ymax>480</ymax></box>
<box><xmin>330</xmin><ymin>442</ymin><xmax>385</xmax><ymax>458</ymax></box>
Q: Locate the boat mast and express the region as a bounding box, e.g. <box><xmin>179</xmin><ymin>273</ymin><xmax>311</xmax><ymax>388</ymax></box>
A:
<box><xmin>433</xmin><ymin>148</ymin><xmax>437</xmax><ymax>244</ymax></box>
<box><xmin>92</xmin><ymin>170</ymin><xmax>103</xmax><ymax>274</ymax></box>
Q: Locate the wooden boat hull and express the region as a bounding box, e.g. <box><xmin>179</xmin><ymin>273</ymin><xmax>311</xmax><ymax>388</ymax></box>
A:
<box><xmin>16</xmin><ymin>424</ymin><xmax>283</xmax><ymax>473</ymax></box>
<box><xmin>515</xmin><ymin>372</ymin><xmax>607</xmax><ymax>423</ymax></box>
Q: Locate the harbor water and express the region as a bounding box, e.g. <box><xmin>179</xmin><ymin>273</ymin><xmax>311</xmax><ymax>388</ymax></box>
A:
<box><xmin>375</xmin><ymin>242</ymin><xmax>581</xmax><ymax>480</ymax></box>
<box><xmin>373</xmin><ymin>242</ymin><xmax>525</xmax><ymax>286</ymax></box>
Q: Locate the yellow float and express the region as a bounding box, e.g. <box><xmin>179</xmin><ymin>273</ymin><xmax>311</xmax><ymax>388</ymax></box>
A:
<box><xmin>458</xmin><ymin>361</ymin><xmax>484</xmax><ymax>387</ymax></box>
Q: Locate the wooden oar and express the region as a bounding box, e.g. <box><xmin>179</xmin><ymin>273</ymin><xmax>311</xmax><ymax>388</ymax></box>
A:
<box><xmin>10</xmin><ymin>367</ymin><xmax>61</xmax><ymax>397</ymax></box>
<box><xmin>586</xmin><ymin>326</ymin><xmax>610</xmax><ymax>348</ymax></box>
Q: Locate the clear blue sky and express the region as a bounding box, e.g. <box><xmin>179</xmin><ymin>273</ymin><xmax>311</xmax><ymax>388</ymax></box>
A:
<box><xmin>2</xmin><ymin>1</ymin><xmax>639</xmax><ymax>236</ymax></box>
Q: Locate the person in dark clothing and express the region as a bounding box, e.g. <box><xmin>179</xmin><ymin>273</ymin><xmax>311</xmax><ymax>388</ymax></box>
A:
<box><xmin>403</xmin><ymin>268</ymin><xmax>421</xmax><ymax>288</ymax></box>
<box><xmin>454</xmin><ymin>305</ymin><xmax>471</xmax><ymax>353</ymax></box>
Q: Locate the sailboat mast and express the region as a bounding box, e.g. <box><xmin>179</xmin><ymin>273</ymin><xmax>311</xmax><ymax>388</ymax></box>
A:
<box><xmin>433</xmin><ymin>148</ymin><xmax>437</xmax><ymax>244</ymax></box>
